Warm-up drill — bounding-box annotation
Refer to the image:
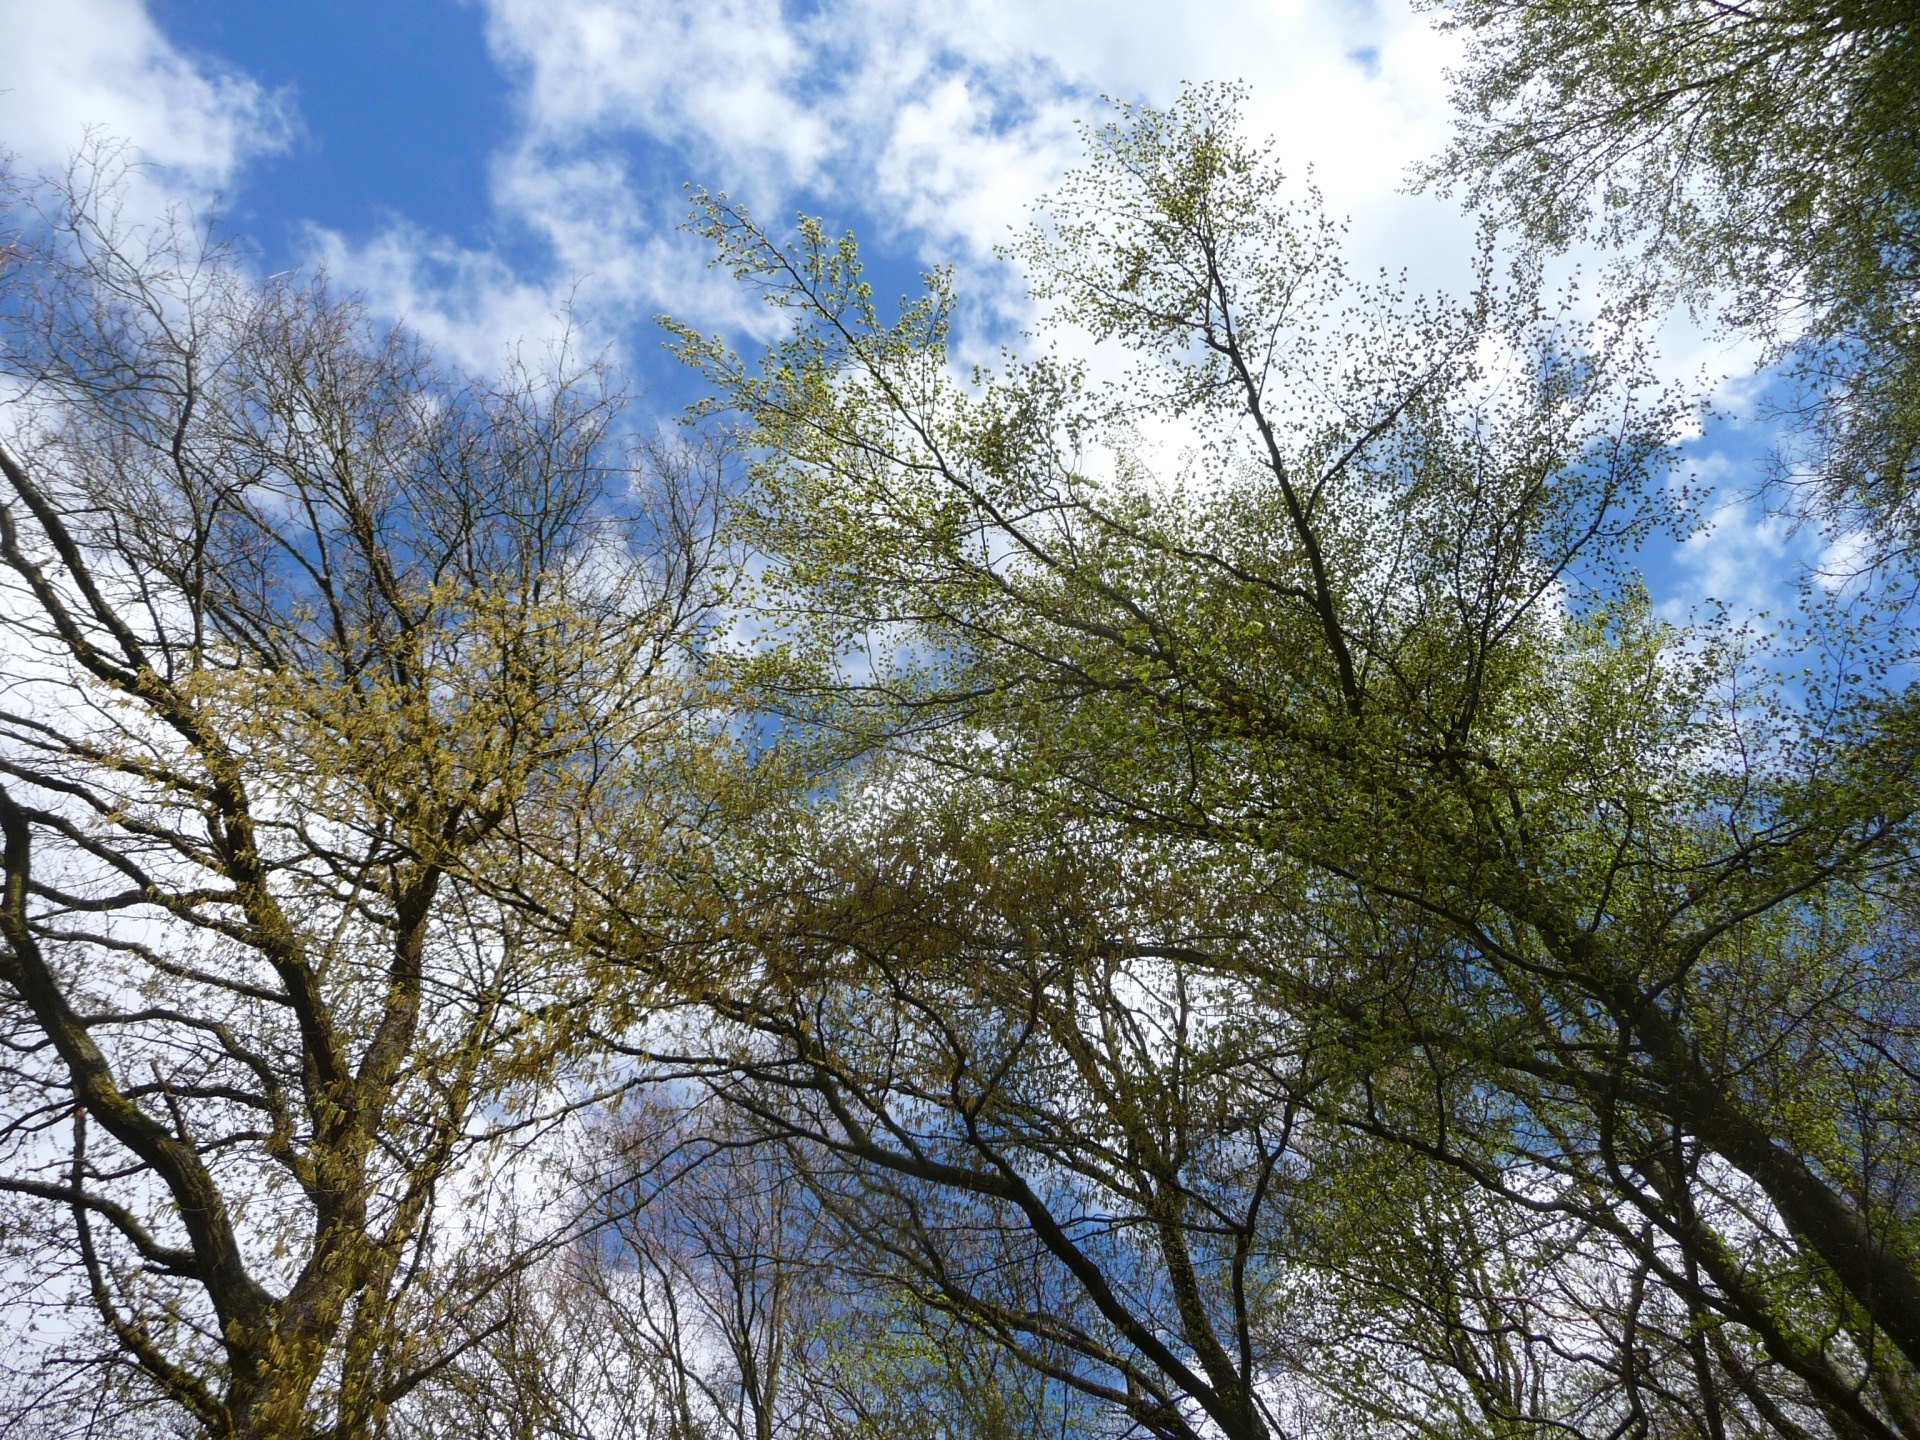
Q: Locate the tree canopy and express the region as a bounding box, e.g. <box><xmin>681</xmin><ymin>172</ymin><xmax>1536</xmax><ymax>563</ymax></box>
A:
<box><xmin>4</xmin><ymin>11</ymin><xmax>1920</xmax><ymax>1440</ymax></box>
<box><xmin>658</xmin><ymin>82</ymin><xmax>1920</xmax><ymax>1440</ymax></box>
<box><xmin>1424</xmin><ymin>0</ymin><xmax>1920</xmax><ymax>582</ymax></box>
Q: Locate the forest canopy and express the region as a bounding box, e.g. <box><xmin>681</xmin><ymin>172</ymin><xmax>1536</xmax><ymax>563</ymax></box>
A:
<box><xmin>2</xmin><ymin>4</ymin><xmax>1918</xmax><ymax>1439</ymax></box>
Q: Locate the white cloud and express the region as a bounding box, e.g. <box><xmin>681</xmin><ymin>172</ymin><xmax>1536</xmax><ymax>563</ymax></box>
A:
<box><xmin>486</xmin><ymin>0</ymin><xmax>832</xmax><ymax>186</ymax></box>
<box><xmin>306</xmin><ymin>198</ymin><xmax>779</xmax><ymax>379</ymax></box>
<box><xmin>487</xmin><ymin>0</ymin><xmax>1465</xmax><ymax>257</ymax></box>
<box><xmin>302</xmin><ymin>0</ymin><xmax>1477</xmax><ymax>364</ymax></box>
<box><xmin>872</xmin><ymin>74</ymin><xmax>1080</xmax><ymax>260</ymax></box>
<box><xmin>0</xmin><ymin>0</ymin><xmax>287</xmax><ymax>196</ymax></box>
<box><xmin>1660</xmin><ymin>452</ymin><xmax>1809</xmax><ymax>625</ymax></box>
<box><xmin>303</xmin><ymin>222</ymin><xmax>580</xmax><ymax>377</ymax></box>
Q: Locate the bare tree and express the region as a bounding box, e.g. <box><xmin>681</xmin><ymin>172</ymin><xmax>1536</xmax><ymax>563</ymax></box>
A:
<box><xmin>0</xmin><ymin>156</ymin><xmax>724</xmax><ymax>1440</ymax></box>
<box><xmin>418</xmin><ymin>1087</ymin><xmax>1100</xmax><ymax>1440</ymax></box>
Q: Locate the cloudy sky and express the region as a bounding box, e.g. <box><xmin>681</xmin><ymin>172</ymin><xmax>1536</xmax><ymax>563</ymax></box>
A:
<box><xmin>0</xmin><ymin>0</ymin><xmax>1812</xmax><ymax>617</ymax></box>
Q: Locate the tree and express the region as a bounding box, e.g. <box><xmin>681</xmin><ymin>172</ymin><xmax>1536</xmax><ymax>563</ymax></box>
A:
<box><xmin>702</xmin><ymin>798</ymin><xmax>1315</xmax><ymax>1440</ymax></box>
<box><xmin>669</xmin><ymin>85</ymin><xmax>1920</xmax><ymax>1438</ymax></box>
<box><xmin>1421</xmin><ymin>0</ymin><xmax>1920</xmax><ymax>580</ymax></box>
<box><xmin>413</xmin><ymin>1091</ymin><xmax>1101</xmax><ymax>1440</ymax></box>
<box><xmin>0</xmin><ymin>160</ymin><xmax>722</xmax><ymax>1440</ymax></box>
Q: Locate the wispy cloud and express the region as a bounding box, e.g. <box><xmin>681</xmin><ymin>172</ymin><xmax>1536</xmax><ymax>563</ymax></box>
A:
<box><xmin>0</xmin><ymin>0</ymin><xmax>288</xmax><ymax>199</ymax></box>
<box><xmin>298</xmin><ymin>0</ymin><xmax>1470</xmax><ymax>364</ymax></box>
<box><xmin>1659</xmin><ymin>450</ymin><xmax>1809</xmax><ymax>626</ymax></box>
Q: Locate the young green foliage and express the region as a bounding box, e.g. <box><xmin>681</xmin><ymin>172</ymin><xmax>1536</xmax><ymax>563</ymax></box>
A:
<box><xmin>1424</xmin><ymin>0</ymin><xmax>1920</xmax><ymax>586</ymax></box>
<box><xmin>674</xmin><ymin>85</ymin><xmax>1920</xmax><ymax>1440</ymax></box>
<box><xmin>0</xmin><ymin>160</ymin><xmax>725</xmax><ymax>1440</ymax></box>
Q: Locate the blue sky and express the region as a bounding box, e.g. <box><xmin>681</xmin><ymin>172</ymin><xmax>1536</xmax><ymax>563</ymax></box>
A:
<box><xmin>0</xmin><ymin>0</ymin><xmax>1825</xmax><ymax>622</ymax></box>
<box><xmin>152</xmin><ymin>2</ymin><xmax>510</xmax><ymax>250</ymax></box>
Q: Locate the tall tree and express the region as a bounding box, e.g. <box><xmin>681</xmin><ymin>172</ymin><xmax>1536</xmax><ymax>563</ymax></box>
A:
<box><xmin>671</xmin><ymin>85</ymin><xmax>1920</xmax><ymax>1439</ymax></box>
<box><xmin>0</xmin><ymin>161</ymin><xmax>722</xmax><ymax>1440</ymax></box>
<box><xmin>415</xmin><ymin>1091</ymin><xmax>1102</xmax><ymax>1440</ymax></box>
